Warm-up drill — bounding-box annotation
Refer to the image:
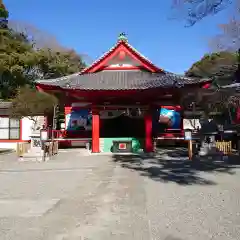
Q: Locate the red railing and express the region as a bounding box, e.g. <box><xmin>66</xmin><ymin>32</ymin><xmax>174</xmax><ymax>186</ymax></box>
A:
<box><xmin>49</xmin><ymin>128</ymin><xmax>185</xmax><ymax>142</ymax></box>
<box><xmin>49</xmin><ymin>129</ymin><xmax>91</xmax><ymax>140</ymax></box>
<box><xmin>52</xmin><ymin>130</ymin><xmax>65</xmax><ymax>139</ymax></box>
<box><xmin>156</xmin><ymin>128</ymin><xmax>184</xmax><ymax>140</ymax></box>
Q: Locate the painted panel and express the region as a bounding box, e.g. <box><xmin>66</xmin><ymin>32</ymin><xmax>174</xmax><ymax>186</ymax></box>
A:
<box><xmin>66</xmin><ymin>109</ymin><xmax>92</xmax><ymax>131</ymax></box>
<box><xmin>159</xmin><ymin>108</ymin><xmax>181</xmax><ymax>129</ymax></box>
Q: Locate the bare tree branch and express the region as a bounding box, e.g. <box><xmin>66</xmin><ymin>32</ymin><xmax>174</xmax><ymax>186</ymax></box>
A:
<box><xmin>8</xmin><ymin>20</ymin><xmax>92</xmax><ymax>65</ymax></box>
<box><xmin>8</xmin><ymin>20</ymin><xmax>63</xmax><ymax>50</ymax></box>
<box><xmin>171</xmin><ymin>0</ymin><xmax>232</xmax><ymax>26</ymax></box>
<box><xmin>209</xmin><ymin>17</ymin><xmax>240</xmax><ymax>51</ymax></box>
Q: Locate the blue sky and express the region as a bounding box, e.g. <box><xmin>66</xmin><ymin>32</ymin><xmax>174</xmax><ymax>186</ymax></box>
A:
<box><xmin>5</xmin><ymin>0</ymin><xmax>232</xmax><ymax>73</ymax></box>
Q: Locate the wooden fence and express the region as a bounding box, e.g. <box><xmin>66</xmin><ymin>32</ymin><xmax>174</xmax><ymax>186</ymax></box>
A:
<box><xmin>216</xmin><ymin>141</ymin><xmax>232</xmax><ymax>155</ymax></box>
<box><xmin>16</xmin><ymin>142</ymin><xmax>31</xmax><ymax>157</ymax></box>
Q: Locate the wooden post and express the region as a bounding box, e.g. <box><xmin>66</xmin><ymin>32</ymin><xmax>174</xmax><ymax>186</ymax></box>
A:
<box><xmin>184</xmin><ymin>129</ymin><xmax>193</xmax><ymax>160</ymax></box>
<box><xmin>188</xmin><ymin>140</ymin><xmax>193</xmax><ymax>160</ymax></box>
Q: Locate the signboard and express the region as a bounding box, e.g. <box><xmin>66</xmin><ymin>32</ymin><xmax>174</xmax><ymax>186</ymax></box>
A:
<box><xmin>40</xmin><ymin>130</ymin><xmax>48</xmax><ymax>141</ymax></box>
<box><xmin>183</xmin><ymin>119</ymin><xmax>201</xmax><ymax>130</ymax></box>
<box><xmin>31</xmin><ymin>136</ymin><xmax>42</xmax><ymax>148</ymax></box>
<box><xmin>184</xmin><ymin>131</ymin><xmax>192</xmax><ymax>140</ymax></box>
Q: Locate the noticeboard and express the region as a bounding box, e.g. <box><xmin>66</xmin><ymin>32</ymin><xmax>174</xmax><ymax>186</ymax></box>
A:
<box><xmin>184</xmin><ymin>131</ymin><xmax>192</xmax><ymax>140</ymax></box>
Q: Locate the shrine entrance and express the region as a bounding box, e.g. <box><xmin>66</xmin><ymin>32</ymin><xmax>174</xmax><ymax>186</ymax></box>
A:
<box><xmin>100</xmin><ymin>109</ymin><xmax>145</xmax><ymax>138</ymax></box>
<box><xmin>99</xmin><ymin>108</ymin><xmax>146</xmax><ymax>153</ymax></box>
<box><xmin>101</xmin><ymin>115</ymin><xmax>144</xmax><ymax>138</ymax></box>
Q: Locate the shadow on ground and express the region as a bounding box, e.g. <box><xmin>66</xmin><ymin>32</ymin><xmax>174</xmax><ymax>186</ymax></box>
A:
<box><xmin>112</xmin><ymin>148</ymin><xmax>240</xmax><ymax>185</ymax></box>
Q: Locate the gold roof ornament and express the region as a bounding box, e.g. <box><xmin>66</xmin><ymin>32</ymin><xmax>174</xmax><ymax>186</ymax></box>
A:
<box><xmin>118</xmin><ymin>32</ymin><xmax>128</xmax><ymax>42</ymax></box>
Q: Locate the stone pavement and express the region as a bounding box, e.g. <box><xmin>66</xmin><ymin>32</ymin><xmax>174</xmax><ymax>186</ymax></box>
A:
<box><xmin>0</xmin><ymin>148</ymin><xmax>240</xmax><ymax>240</ymax></box>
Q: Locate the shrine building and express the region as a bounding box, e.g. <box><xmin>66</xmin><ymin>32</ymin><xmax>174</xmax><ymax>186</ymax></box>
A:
<box><xmin>36</xmin><ymin>33</ymin><xmax>210</xmax><ymax>153</ymax></box>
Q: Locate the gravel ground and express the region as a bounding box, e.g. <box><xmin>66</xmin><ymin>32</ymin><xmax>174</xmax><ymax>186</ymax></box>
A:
<box><xmin>0</xmin><ymin>148</ymin><xmax>239</xmax><ymax>240</ymax></box>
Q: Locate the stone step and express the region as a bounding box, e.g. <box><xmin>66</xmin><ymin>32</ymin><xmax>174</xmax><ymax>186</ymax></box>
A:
<box><xmin>18</xmin><ymin>156</ymin><xmax>49</xmax><ymax>162</ymax></box>
<box><xmin>22</xmin><ymin>151</ymin><xmax>43</xmax><ymax>158</ymax></box>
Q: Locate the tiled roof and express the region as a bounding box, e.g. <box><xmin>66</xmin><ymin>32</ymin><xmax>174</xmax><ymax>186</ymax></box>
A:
<box><xmin>221</xmin><ymin>83</ymin><xmax>240</xmax><ymax>89</ymax></box>
<box><xmin>36</xmin><ymin>71</ymin><xmax>210</xmax><ymax>90</ymax></box>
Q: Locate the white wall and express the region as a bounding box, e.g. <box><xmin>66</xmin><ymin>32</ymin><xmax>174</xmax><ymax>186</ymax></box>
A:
<box><xmin>0</xmin><ymin>116</ymin><xmax>42</xmax><ymax>150</ymax></box>
<box><xmin>22</xmin><ymin>116</ymin><xmax>44</xmax><ymax>140</ymax></box>
<box><xmin>21</xmin><ymin>117</ymin><xmax>34</xmax><ymax>140</ymax></box>
<box><xmin>0</xmin><ymin>142</ymin><xmax>17</xmax><ymax>150</ymax></box>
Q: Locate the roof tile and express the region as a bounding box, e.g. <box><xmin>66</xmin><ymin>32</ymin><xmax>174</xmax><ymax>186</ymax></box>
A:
<box><xmin>36</xmin><ymin>71</ymin><xmax>209</xmax><ymax>90</ymax></box>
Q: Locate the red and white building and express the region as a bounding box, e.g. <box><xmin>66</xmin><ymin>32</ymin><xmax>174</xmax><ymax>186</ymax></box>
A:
<box><xmin>1</xmin><ymin>34</ymin><xmax>212</xmax><ymax>152</ymax></box>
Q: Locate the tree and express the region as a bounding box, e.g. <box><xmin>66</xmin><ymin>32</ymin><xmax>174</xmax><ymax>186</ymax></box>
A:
<box><xmin>10</xmin><ymin>86</ymin><xmax>58</xmax><ymax>119</ymax></box>
<box><xmin>184</xmin><ymin>52</ymin><xmax>240</xmax><ymax>119</ymax></box>
<box><xmin>0</xmin><ymin>1</ymin><xmax>39</xmax><ymax>99</ymax></box>
<box><xmin>171</xmin><ymin>0</ymin><xmax>234</xmax><ymax>26</ymax></box>
<box><xmin>210</xmin><ymin>17</ymin><xmax>240</xmax><ymax>52</ymax></box>
<box><xmin>185</xmin><ymin>52</ymin><xmax>237</xmax><ymax>85</ymax></box>
<box><xmin>8</xmin><ymin>20</ymin><xmax>63</xmax><ymax>51</ymax></box>
<box><xmin>172</xmin><ymin>0</ymin><xmax>240</xmax><ymax>51</ymax></box>
<box><xmin>36</xmin><ymin>48</ymin><xmax>86</xmax><ymax>79</ymax></box>
<box><xmin>8</xmin><ymin>20</ymin><xmax>87</xmax><ymax>77</ymax></box>
<box><xmin>0</xmin><ymin>1</ymin><xmax>86</xmax><ymax>100</ymax></box>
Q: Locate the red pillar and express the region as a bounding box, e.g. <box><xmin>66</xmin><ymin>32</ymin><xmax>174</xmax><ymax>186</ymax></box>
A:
<box><xmin>92</xmin><ymin>108</ymin><xmax>100</xmax><ymax>153</ymax></box>
<box><xmin>64</xmin><ymin>106</ymin><xmax>72</xmax><ymax>129</ymax></box>
<box><xmin>145</xmin><ymin>111</ymin><xmax>153</xmax><ymax>152</ymax></box>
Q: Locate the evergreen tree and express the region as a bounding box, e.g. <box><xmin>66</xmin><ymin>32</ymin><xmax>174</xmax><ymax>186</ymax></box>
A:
<box><xmin>0</xmin><ymin>1</ymin><xmax>86</xmax><ymax>116</ymax></box>
<box><xmin>0</xmin><ymin>0</ymin><xmax>86</xmax><ymax>101</ymax></box>
<box><xmin>185</xmin><ymin>52</ymin><xmax>237</xmax><ymax>86</ymax></box>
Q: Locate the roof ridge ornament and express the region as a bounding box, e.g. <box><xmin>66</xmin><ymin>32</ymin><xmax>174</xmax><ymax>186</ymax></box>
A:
<box><xmin>118</xmin><ymin>32</ymin><xmax>128</xmax><ymax>42</ymax></box>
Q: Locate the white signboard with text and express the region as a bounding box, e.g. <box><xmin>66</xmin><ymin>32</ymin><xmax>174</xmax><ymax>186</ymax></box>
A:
<box><xmin>183</xmin><ymin>119</ymin><xmax>201</xmax><ymax>130</ymax></box>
